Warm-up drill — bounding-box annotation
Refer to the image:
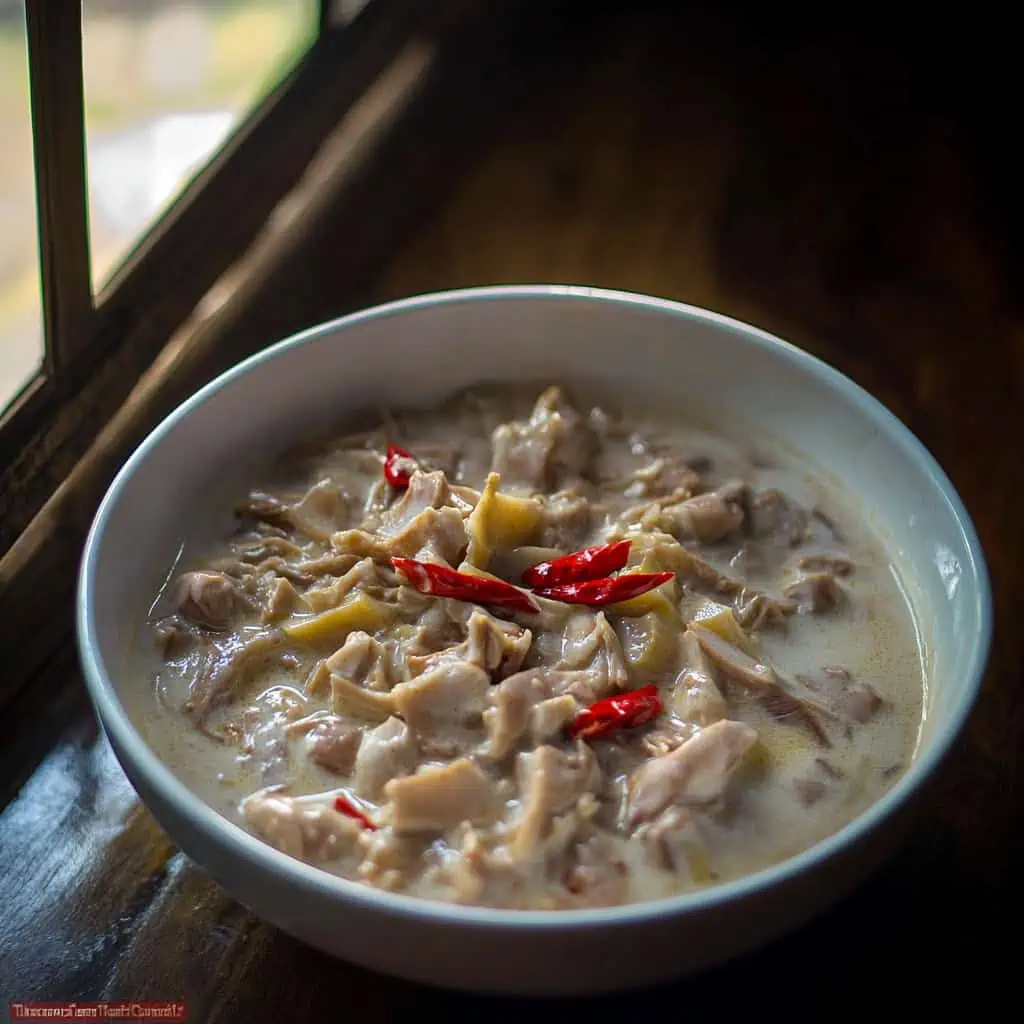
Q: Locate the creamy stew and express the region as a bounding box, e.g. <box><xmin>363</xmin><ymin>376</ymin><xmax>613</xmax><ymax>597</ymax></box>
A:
<box><xmin>141</xmin><ymin>384</ymin><xmax>923</xmax><ymax>909</ymax></box>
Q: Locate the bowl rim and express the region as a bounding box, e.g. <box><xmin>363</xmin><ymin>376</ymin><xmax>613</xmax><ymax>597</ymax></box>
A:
<box><xmin>77</xmin><ymin>283</ymin><xmax>993</xmax><ymax>930</ymax></box>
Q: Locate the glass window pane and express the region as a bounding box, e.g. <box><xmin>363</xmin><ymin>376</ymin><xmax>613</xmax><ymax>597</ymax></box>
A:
<box><xmin>83</xmin><ymin>0</ymin><xmax>318</xmax><ymax>288</ymax></box>
<box><xmin>0</xmin><ymin>0</ymin><xmax>44</xmax><ymax>411</ymax></box>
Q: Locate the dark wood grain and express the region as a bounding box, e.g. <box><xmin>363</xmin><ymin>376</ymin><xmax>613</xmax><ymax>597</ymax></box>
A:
<box><xmin>2</xmin><ymin>4</ymin><xmax>1020</xmax><ymax>1018</ymax></box>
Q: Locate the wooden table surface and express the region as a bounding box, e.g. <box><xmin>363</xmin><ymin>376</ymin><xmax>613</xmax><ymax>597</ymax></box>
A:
<box><xmin>2</xmin><ymin>6</ymin><xmax>1020</xmax><ymax>1018</ymax></box>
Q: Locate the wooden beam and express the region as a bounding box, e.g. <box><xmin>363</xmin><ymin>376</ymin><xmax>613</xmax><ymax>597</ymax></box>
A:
<box><xmin>25</xmin><ymin>0</ymin><xmax>94</xmax><ymax>373</ymax></box>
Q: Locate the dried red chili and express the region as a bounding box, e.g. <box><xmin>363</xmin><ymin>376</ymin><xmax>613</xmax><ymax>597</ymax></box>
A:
<box><xmin>567</xmin><ymin>684</ymin><xmax>662</xmax><ymax>740</ymax></box>
<box><xmin>522</xmin><ymin>540</ymin><xmax>631</xmax><ymax>589</ymax></box>
<box><xmin>384</xmin><ymin>443</ymin><xmax>418</xmax><ymax>489</ymax></box>
<box><xmin>535</xmin><ymin>571</ymin><xmax>674</xmax><ymax>607</ymax></box>
<box><xmin>392</xmin><ymin>557</ymin><xmax>540</xmax><ymax>614</ymax></box>
<box><xmin>334</xmin><ymin>793</ymin><xmax>377</xmax><ymax>830</ymax></box>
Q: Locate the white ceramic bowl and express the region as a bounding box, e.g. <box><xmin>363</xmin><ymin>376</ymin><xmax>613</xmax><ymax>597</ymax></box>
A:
<box><xmin>78</xmin><ymin>286</ymin><xmax>991</xmax><ymax>996</ymax></box>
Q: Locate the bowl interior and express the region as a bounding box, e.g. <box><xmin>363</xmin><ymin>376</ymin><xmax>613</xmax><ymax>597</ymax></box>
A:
<box><xmin>80</xmin><ymin>285</ymin><xmax>990</xmax><ymax>921</ymax></box>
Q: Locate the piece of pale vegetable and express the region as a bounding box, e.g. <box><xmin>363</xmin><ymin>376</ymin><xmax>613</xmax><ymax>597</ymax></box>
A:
<box><xmin>283</xmin><ymin>592</ymin><xmax>397</xmax><ymax>647</ymax></box>
<box><xmin>617</xmin><ymin>609</ymin><xmax>680</xmax><ymax>674</ymax></box>
<box><xmin>465</xmin><ymin>472</ymin><xmax>543</xmax><ymax>568</ymax></box>
<box><xmin>687</xmin><ymin>602</ymin><xmax>756</xmax><ymax>655</ymax></box>
<box><xmin>607</xmin><ymin>552</ymin><xmax>679</xmax><ymax>616</ymax></box>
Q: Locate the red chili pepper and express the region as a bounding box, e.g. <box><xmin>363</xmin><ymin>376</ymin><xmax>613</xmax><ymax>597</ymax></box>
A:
<box><xmin>522</xmin><ymin>540</ymin><xmax>632</xmax><ymax>589</ymax></box>
<box><xmin>392</xmin><ymin>557</ymin><xmax>540</xmax><ymax>614</ymax></box>
<box><xmin>334</xmin><ymin>794</ymin><xmax>377</xmax><ymax>830</ymax></box>
<box><xmin>535</xmin><ymin>571</ymin><xmax>674</xmax><ymax>606</ymax></box>
<box><xmin>384</xmin><ymin>443</ymin><xmax>418</xmax><ymax>489</ymax></box>
<box><xmin>567</xmin><ymin>684</ymin><xmax>662</xmax><ymax>740</ymax></box>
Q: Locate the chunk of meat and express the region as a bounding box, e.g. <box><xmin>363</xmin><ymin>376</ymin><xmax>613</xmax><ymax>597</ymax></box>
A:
<box><xmin>326</xmin><ymin>631</ymin><xmax>394</xmax><ymax>692</ymax></box>
<box><xmin>618</xmin><ymin>487</ymin><xmax>695</xmax><ymax>531</ymax></box>
<box><xmin>352</xmin><ymin>716</ymin><xmax>418</xmax><ymax>798</ymax></box>
<box><xmin>530</xmin><ymin>694</ymin><xmax>580</xmax><ymax>743</ymax></box>
<box><xmin>233</xmin><ymin>534</ymin><xmax>305</xmax><ymax>563</ymax></box>
<box><xmin>364</xmin><ymin>469</ymin><xmax>468</xmax><ymax>564</ymax></box>
<box><xmin>295</xmin><ymin>552</ymin><xmax>364</xmax><ymax>577</ymax></box>
<box><xmin>783</xmin><ymin>571</ymin><xmax>842</xmax><ymax>613</ymax></box>
<box><xmin>490</xmin><ymin>386</ymin><xmax>597</xmax><ymax>493</ymax></box>
<box><xmin>214</xmin><ymin>553</ymin><xmax>315</xmax><ymax>588</ymax></box>
<box><xmin>512</xmin><ymin>744</ymin><xmax>600</xmax><ymax>858</ymax></box>
<box><xmin>153</xmin><ymin>614</ymin><xmax>201</xmax><ymax>657</ymax></box>
<box><xmin>385</xmin><ymin>758</ymin><xmax>499</xmax><ymax>833</ymax></box>
<box><xmin>538</xmin><ymin>493</ymin><xmax>592</xmax><ymax>549</ymax></box>
<box><xmin>379</xmin><ymin>469</ymin><xmax>454</xmax><ymax>529</ymax></box>
<box><xmin>305</xmin><ymin>717</ymin><xmax>363</xmax><ymax>775</ymax></box>
<box><xmin>654</xmin><ymin>539</ymin><xmax>745</xmax><ymax>598</ymax></box>
<box><xmin>556</xmin><ymin>612</ymin><xmax>629</xmax><ymax>702</ymax></box>
<box><xmin>391</xmin><ymin>662</ymin><xmax>490</xmax><ymax>736</ymax></box>
<box><xmin>186</xmin><ymin>629</ymin><xmax>284</xmax><ymax>719</ymax></box>
<box><xmin>793</xmin><ymin>552</ymin><xmax>854</xmax><ymax>576</ymax></box>
<box><xmin>236</xmin><ymin>490</ymin><xmax>293</xmax><ymax>530</ymax></box>
<box><xmin>464</xmin><ymin>609</ymin><xmax>532</xmax><ymax>677</ymax></box>
<box><xmin>387</xmin><ymin>506</ymin><xmax>468</xmax><ymax>565</ymax></box>
<box><xmin>238</xmin><ymin>479</ymin><xmax>352</xmax><ymax>542</ymax></box>
<box><xmin>660</xmin><ymin>491</ymin><xmax>745</xmax><ymax>544</ymax></box>
<box><xmin>627</xmin><ymin>718</ymin><xmax>758</xmax><ymax>826</ymax></box>
<box><xmin>287</xmin><ymin>477</ymin><xmax>354</xmax><ymax>540</ymax></box>
<box><xmin>533</xmin><ymin>386</ymin><xmax>599</xmax><ymax>482</ymax></box>
<box><xmin>175</xmin><ymin>570</ymin><xmax>251</xmax><ymax>629</ymax></box>
<box><xmin>619</xmin><ymin>457</ymin><xmax>702</xmax><ymax>501</ymax></box>
<box><xmin>490</xmin><ymin>421</ymin><xmax>552</xmax><ymax>494</ymax></box>
<box><xmin>733</xmin><ymin>590</ymin><xmax>795</xmax><ymax>630</ymax></box>
<box><xmin>800</xmin><ymin>669</ymin><xmax>884</xmax><ymax>725</ymax></box>
<box><xmin>670</xmin><ymin>631</ymin><xmax>728</xmax><ymax>726</ymax></box>
<box><xmin>241</xmin><ymin>789</ymin><xmax>362</xmax><ymax>862</ymax></box>
<box><xmin>749</xmin><ymin>489</ymin><xmax>809</xmax><ymax>546</ymax></box>
<box><xmin>688</xmin><ymin>625</ymin><xmax>776</xmax><ymax>689</ymax></box>
<box><xmin>408</xmin><ymin>608</ymin><xmax>532</xmax><ymax>680</ymax></box>
<box><xmin>842</xmin><ymin>681</ymin><xmax>883</xmax><ymax>723</ymax></box>
<box><xmin>261</xmin><ymin>576</ymin><xmax>304</xmax><ymax>625</ymax></box>
<box><xmin>305</xmin><ymin>558</ymin><xmax>379</xmax><ymax>614</ymax></box>
<box><xmin>478</xmin><ymin>670</ymin><xmax>553</xmax><ymax>760</ymax></box>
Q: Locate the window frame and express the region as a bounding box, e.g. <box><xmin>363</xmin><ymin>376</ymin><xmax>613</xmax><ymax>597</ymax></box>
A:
<box><xmin>0</xmin><ymin>0</ymin><xmax>430</xmax><ymax>557</ymax></box>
